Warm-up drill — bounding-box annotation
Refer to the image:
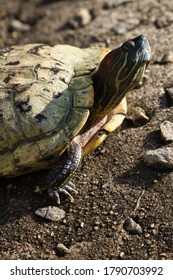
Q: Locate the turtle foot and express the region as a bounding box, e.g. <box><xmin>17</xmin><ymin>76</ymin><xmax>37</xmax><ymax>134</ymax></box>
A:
<box><xmin>48</xmin><ymin>181</ymin><xmax>78</xmax><ymax>204</ymax></box>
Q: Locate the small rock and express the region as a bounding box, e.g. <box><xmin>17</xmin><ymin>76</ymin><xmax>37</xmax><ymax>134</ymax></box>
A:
<box><xmin>56</xmin><ymin>243</ymin><xmax>71</xmax><ymax>256</ymax></box>
<box><xmin>94</xmin><ymin>221</ymin><xmax>101</xmax><ymax>226</ymax></box>
<box><xmin>10</xmin><ymin>19</ymin><xmax>31</xmax><ymax>32</ymax></box>
<box><xmin>143</xmin><ymin>147</ymin><xmax>173</xmax><ymax>169</ymax></box>
<box><xmin>80</xmin><ymin>222</ymin><xmax>85</xmax><ymax>228</ymax></box>
<box><xmin>78</xmin><ymin>8</ymin><xmax>92</xmax><ymax>26</ymax></box>
<box><xmin>161</xmin><ymin>51</ymin><xmax>173</xmax><ymax>64</ymax></box>
<box><xmin>155</xmin><ymin>13</ymin><xmax>173</xmax><ymax>28</ymax></box>
<box><xmin>35</xmin><ymin>206</ymin><xmax>66</xmax><ymax>221</ymax></box>
<box><xmin>94</xmin><ymin>226</ymin><xmax>99</xmax><ymax>231</ymax></box>
<box><xmin>112</xmin><ymin>17</ymin><xmax>140</xmax><ymax>35</ymax></box>
<box><xmin>150</xmin><ymin>223</ymin><xmax>155</xmax><ymax>229</ymax></box>
<box><xmin>152</xmin><ymin>179</ymin><xmax>158</xmax><ymax>185</ymax></box>
<box><xmin>160</xmin><ymin>121</ymin><xmax>173</xmax><ymax>142</ymax></box>
<box><xmin>102</xmin><ymin>183</ymin><xmax>109</xmax><ymax>189</ymax></box>
<box><xmin>69</xmin><ymin>8</ymin><xmax>92</xmax><ymax>29</ymax></box>
<box><xmin>159</xmin><ymin>252</ymin><xmax>167</xmax><ymax>259</ymax></box>
<box><xmin>6</xmin><ymin>183</ymin><xmax>13</xmax><ymax>190</ymax></box>
<box><xmin>126</xmin><ymin>106</ymin><xmax>149</xmax><ymax>126</ymax></box>
<box><xmin>119</xmin><ymin>251</ymin><xmax>125</xmax><ymax>258</ymax></box>
<box><xmin>123</xmin><ymin>217</ymin><xmax>142</xmax><ymax>234</ymax></box>
<box><xmin>152</xmin><ymin>229</ymin><xmax>158</xmax><ymax>235</ymax></box>
<box><xmin>145</xmin><ymin>239</ymin><xmax>152</xmax><ymax>245</ymax></box>
<box><xmin>160</xmin><ymin>252</ymin><xmax>167</xmax><ymax>257</ymax></box>
<box><xmin>165</xmin><ymin>87</ymin><xmax>173</xmax><ymax>105</ymax></box>
<box><xmin>34</xmin><ymin>185</ymin><xmax>43</xmax><ymax>193</ymax></box>
<box><xmin>103</xmin><ymin>0</ymin><xmax>127</xmax><ymax>9</ymax></box>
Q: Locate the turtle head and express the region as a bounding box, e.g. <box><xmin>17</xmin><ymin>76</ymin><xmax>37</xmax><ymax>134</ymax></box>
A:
<box><xmin>93</xmin><ymin>35</ymin><xmax>151</xmax><ymax>115</ymax></box>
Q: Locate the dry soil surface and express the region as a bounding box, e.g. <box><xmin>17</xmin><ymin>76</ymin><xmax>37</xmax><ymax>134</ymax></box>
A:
<box><xmin>0</xmin><ymin>0</ymin><xmax>173</xmax><ymax>260</ymax></box>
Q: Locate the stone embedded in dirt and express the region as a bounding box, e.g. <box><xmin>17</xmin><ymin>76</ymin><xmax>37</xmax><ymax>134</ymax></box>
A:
<box><xmin>112</xmin><ymin>17</ymin><xmax>140</xmax><ymax>35</ymax></box>
<box><xmin>34</xmin><ymin>185</ymin><xmax>43</xmax><ymax>194</ymax></box>
<box><xmin>56</xmin><ymin>243</ymin><xmax>71</xmax><ymax>256</ymax></box>
<box><xmin>10</xmin><ymin>19</ymin><xmax>31</xmax><ymax>32</ymax></box>
<box><xmin>161</xmin><ymin>51</ymin><xmax>173</xmax><ymax>64</ymax></box>
<box><xmin>123</xmin><ymin>217</ymin><xmax>142</xmax><ymax>234</ymax></box>
<box><xmin>103</xmin><ymin>0</ymin><xmax>127</xmax><ymax>9</ymax></box>
<box><xmin>6</xmin><ymin>183</ymin><xmax>13</xmax><ymax>190</ymax></box>
<box><xmin>35</xmin><ymin>206</ymin><xmax>66</xmax><ymax>221</ymax></box>
<box><xmin>126</xmin><ymin>106</ymin><xmax>149</xmax><ymax>126</ymax></box>
<box><xmin>166</xmin><ymin>87</ymin><xmax>173</xmax><ymax>105</ymax></box>
<box><xmin>143</xmin><ymin>147</ymin><xmax>173</xmax><ymax>169</ymax></box>
<box><xmin>159</xmin><ymin>252</ymin><xmax>168</xmax><ymax>259</ymax></box>
<box><xmin>154</xmin><ymin>12</ymin><xmax>173</xmax><ymax>28</ymax></box>
<box><xmin>69</xmin><ymin>8</ymin><xmax>92</xmax><ymax>29</ymax></box>
<box><xmin>119</xmin><ymin>251</ymin><xmax>125</xmax><ymax>258</ymax></box>
<box><xmin>160</xmin><ymin>121</ymin><xmax>173</xmax><ymax>142</ymax></box>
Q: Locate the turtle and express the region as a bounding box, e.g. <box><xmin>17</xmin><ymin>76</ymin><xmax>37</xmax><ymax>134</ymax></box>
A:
<box><xmin>0</xmin><ymin>35</ymin><xmax>151</xmax><ymax>203</ymax></box>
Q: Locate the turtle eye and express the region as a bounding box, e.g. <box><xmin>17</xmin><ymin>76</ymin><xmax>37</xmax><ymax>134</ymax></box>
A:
<box><xmin>122</xmin><ymin>40</ymin><xmax>135</xmax><ymax>52</ymax></box>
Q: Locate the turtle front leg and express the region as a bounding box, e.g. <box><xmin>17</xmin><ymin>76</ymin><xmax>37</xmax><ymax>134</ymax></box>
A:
<box><xmin>47</xmin><ymin>140</ymin><xmax>82</xmax><ymax>204</ymax></box>
<box><xmin>82</xmin><ymin>97</ymin><xmax>127</xmax><ymax>156</ymax></box>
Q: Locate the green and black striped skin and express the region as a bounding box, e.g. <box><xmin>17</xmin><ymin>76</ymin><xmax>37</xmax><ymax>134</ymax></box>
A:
<box><xmin>92</xmin><ymin>35</ymin><xmax>151</xmax><ymax>117</ymax></box>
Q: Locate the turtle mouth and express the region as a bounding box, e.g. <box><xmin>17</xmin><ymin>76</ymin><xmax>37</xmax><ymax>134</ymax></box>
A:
<box><xmin>140</xmin><ymin>46</ymin><xmax>152</xmax><ymax>63</ymax></box>
<box><xmin>134</xmin><ymin>35</ymin><xmax>152</xmax><ymax>63</ymax></box>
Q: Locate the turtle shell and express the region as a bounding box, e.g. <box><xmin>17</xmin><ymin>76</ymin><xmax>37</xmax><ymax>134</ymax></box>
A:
<box><xmin>0</xmin><ymin>44</ymin><xmax>109</xmax><ymax>176</ymax></box>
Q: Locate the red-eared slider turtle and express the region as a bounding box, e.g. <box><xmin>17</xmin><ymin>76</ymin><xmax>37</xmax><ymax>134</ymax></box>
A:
<box><xmin>0</xmin><ymin>35</ymin><xmax>151</xmax><ymax>203</ymax></box>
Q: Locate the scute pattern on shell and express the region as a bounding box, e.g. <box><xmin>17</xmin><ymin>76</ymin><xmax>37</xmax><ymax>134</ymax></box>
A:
<box><xmin>0</xmin><ymin>43</ymin><xmax>108</xmax><ymax>176</ymax></box>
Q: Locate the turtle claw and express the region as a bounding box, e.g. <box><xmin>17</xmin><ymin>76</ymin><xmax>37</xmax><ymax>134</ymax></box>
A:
<box><xmin>59</xmin><ymin>188</ymin><xmax>74</xmax><ymax>203</ymax></box>
<box><xmin>48</xmin><ymin>189</ymin><xmax>61</xmax><ymax>204</ymax></box>
<box><xmin>48</xmin><ymin>182</ymin><xmax>78</xmax><ymax>204</ymax></box>
<box><xmin>65</xmin><ymin>182</ymin><xmax>78</xmax><ymax>194</ymax></box>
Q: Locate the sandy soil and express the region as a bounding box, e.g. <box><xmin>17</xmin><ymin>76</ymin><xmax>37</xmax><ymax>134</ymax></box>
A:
<box><xmin>0</xmin><ymin>0</ymin><xmax>173</xmax><ymax>260</ymax></box>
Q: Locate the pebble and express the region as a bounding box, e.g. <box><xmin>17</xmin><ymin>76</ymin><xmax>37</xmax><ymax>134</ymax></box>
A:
<box><xmin>123</xmin><ymin>217</ymin><xmax>143</xmax><ymax>234</ymax></box>
<box><xmin>119</xmin><ymin>251</ymin><xmax>125</xmax><ymax>258</ymax></box>
<box><xmin>154</xmin><ymin>11</ymin><xmax>173</xmax><ymax>28</ymax></box>
<box><xmin>94</xmin><ymin>221</ymin><xmax>101</xmax><ymax>226</ymax></box>
<box><xmin>6</xmin><ymin>183</ymin><xmax>13</xmax><ymax>190</ymax></box>
<box><xmin>126</xmin><ymin>106</ymin><xmax>149</xmax><ymax>126</ymax></box>
<box><xmin>152</xmin><ymin>229</ymin><xmax>158</xmax><ymax>235</ymax></box>
<box><xmin>35</xmin><ymin>206</ymin><xmax>66</xmax><ymax>221</ymax></box>
<box><xmin>94</xmin><ymin>226</ymin><xmax>99</xmax><ymax>231</ymax></box>
<box><xmin>160</xmin><ymin>121</ymin><xmax>173</xmax><ymax>142</ymax></box>
<box><xmin>112</xmin><ymin>17</ymin><xmax>140</xmax><ymax>35</ymax></box>
<box><xmin>152</xmin><ymin>179</ymin><xmax>158</xmax><ymax>185</ymax></box>
<box><xmin>145</xmin><ymin>239</ymin><xmax>152</xmax><ymax>245</ymax></box>
<box><xmin>103</xmin><ymin>0</ymin><xmax>127</xmax><ymax>9</ymax></box>
<box><xmin>80</xmin><ymin>222</ymin><xmax>85</xmax><ymax>228</ymax></box>
<box><xmin>161</xmin><ymin>51</ymin><xmax>173</xmax><ymax>64</ymax></box>
<box><xmin>150</xmin><ymin>223</ymin><xmax>155</xmax><ymax>229</ymax></box>
<box><xmin>69</xmin><ymin>8</ymin><xmax>92</xmax><ymax>29</ymax></box>
<box><xmin>34</xmin><ymin>185</ymin><xmax>42</xmax><ymax>193</ymax></box>
<box><xmin>10</xmin><ymin>19</ymin><xmax>31</xmax><ymax>32</ymax></box>
<box><xmin>166</xmin><ymin>87</ymin><xmax>173</xmax><ymax>104</ymax></box>
<box><xmin>159</xmin><ymin>252</ymin><xmax>167</xmax><ymax>258</ymax></box>
<box><xmin>102</xmin><ymin>183</ymin><xmax>109</xmax><ymax>189</ymax></box>
<box><xmin>143</xmin><ymin>147</ymin><xmax>173</xmax><ymax>169</ymax></box>
<box><xmin>56</xmin><ymin>243</ymin><xmax>71</xmax><ymax>256</ymax></box>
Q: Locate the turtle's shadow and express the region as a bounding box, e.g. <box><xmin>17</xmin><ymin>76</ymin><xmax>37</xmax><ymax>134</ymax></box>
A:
<box><xmin>143</xmin><ymin>129</ymin><xmax>166</xmax><ymax>150</ymax></box>
<box><xmin>115</xmin><ymin>161</ymin><xmax>170</xmax><ymax>190</ymax></box>
<box><xmin>0</xmin><ymin>171</ymin><xmax>65</xmax><ymax>226</ymax></box>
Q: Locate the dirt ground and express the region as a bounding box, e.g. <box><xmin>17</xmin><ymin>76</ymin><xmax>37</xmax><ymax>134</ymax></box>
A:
<box><xmin>0</xmin><ymin>0</ymin><xmax>173</xmax><ymax>260</ymax></box>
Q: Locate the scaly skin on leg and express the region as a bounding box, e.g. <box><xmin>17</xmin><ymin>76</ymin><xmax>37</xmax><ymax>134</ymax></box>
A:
<box><xmin>47</xmin><ymin>98</ymin><xmax>127</xmax><ymax>203</ymax></box>
<box><xmin>47</xmin><ymin>140</ymin><xmax>82</xmax><ymax>204</ymax></box>
<box><xmin>82</xmin><ymin>97</ymin><xmax>127</xmax><ymax>156</ymax></box>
